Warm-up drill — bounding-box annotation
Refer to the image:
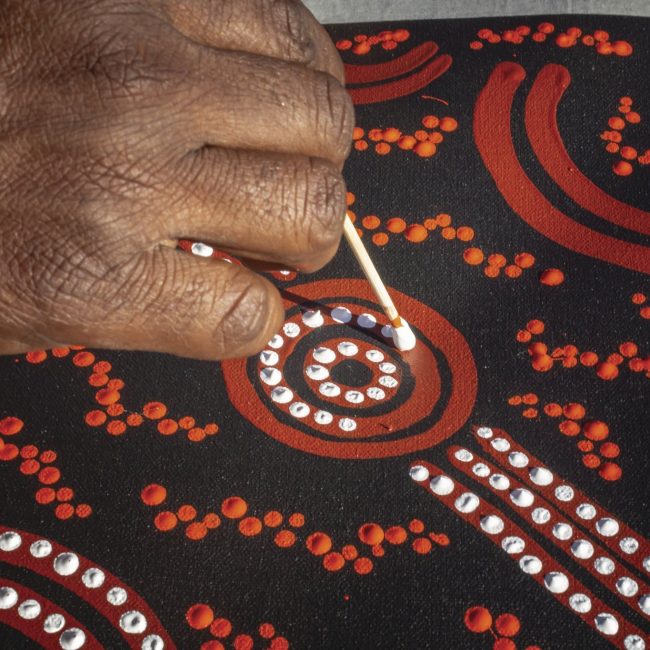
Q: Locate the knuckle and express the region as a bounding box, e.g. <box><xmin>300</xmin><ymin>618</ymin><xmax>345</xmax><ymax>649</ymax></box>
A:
<box><xmin>268</xmin><ymin>0</ymin><xmax>316</xmax><ymax>65</ymax></box>
<box><xmin>314</xmin><ymin>72</ymin><xmax>355</xmax><ymax>160</ymax></box>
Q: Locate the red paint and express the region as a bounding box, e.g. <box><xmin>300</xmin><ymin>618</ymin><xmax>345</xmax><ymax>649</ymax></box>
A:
<box><xmin>222</xmin><ymin>279</ymin><xmax>476</xmax><ymax>459</ymax></box>
<box><xmin>474</xmin><ymin>63</ymin><xmax>650</xmax><ymax>275</ymax></box>
<box><xmin>348</xmin><ymin>55</ymin><xmax>452</xmax><ymax>106</ymax></box>
<box><xmin>344</xmin><ymin>41</ymin><xmax>439</xmax><ymax>84</ymax></box>
<box><xmin>525</xmin><ymin>64</ymin><xmax>650</xmax><ymax>236</ymax></box>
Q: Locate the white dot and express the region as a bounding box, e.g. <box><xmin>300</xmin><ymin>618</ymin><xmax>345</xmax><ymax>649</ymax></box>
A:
<box><xmin>337</xmin><ymin>341</ymin><xmax>358</xmax><ymax>357</ymax></box>
<box><xmin>268</xmin><ymin>335</ymin><xmax>283</xmax><ymax>349</ymax></box>
<box><xmin>107</xmin><ymin>587</ymin><xmax>128</xmax><ymax>606</ymax></box>
<box><xmin>508</xmin><ymin>451</ymin><xmax>528</xmax><ymax>467</ymax></box>
<box><xmin>430</xmin><ymin>475</ymin><xmax>455</xmax><ymax>495</ymax></box>
<box><xmin>142</xmin><ymin>635</ymin><xmax>165</xmax><ymax>650</ymax></box>
<box><xmin>594</xmin><ymin>612</ymin><xmax>619</xmax><ymax>636</ymax></box>
<box><xmin>18</xmin><ymin>599</ymin><xmax>41</xmax><ymax>619</ymax></box>
<box><xmin>30</xmin><ymin>540</ymin><xmax>52</xmax><ymax>558</ymax></box>
<box><xmin>571</xmin><ymin>540</ymin><xmax>594</xmax><ymax>559</ymax></box>
<box><xmin>378</xmin><ymin>362</ymin><xmax>397</xmax><ymax>374</ymax></box>
<box><xmin>639</xmin><ymin>594</ymin><xmax>650</xmax><ymax>615</ymax></box>
<box><xmin>553</xmin><ymin>523</ymin><xmax>573</xmax><ymax>540</ymax></box>
<box><xmin>82</xmin><ymin>568</ymin><xmax>105</xmax><ymax>589</ymax></box>
<box><xmin>476</xmin><ymin>426</ymin><xmax>493</xmax><ymax>438</ymax></box>
<box><xmin>0</xmin><ymin>586</ymin><xmax>18</xmax><ymax>609</ymax></box>
<box><xmin>644</xmin><ymin>556</ymin><xmax>650</xmax><ymax>573</ymax></box>
<box><xmin>619</xmin><ymin>537</ymin><xmax>639</xmax><ymax>554</ymax></box>
<box><xmin>569</xmin><ymin>593</ymin><xmax>592</xmax><ymax>613</ymax></box>
<box><xmin>366</xmin><ymin>387</ymin><xmax>386</xmax><ymax>400</ymax></box>
<box><xmin>44</xmin><ymin>613</ymin><xmax>66</xmax><ymax>633</ymax></box>
<box><xmin>455</xmin><ymin>492</ymin><xmax>480</xmax><ymax>513</ymax></box>
<box><xmin>381</xmin><ymin>324</ymin><xmax>393</xmax><ymax>339</ymax></box>
<box><xmin>313</xmin><ymin>347</ymin><xmax>336</xmax><ymax>364</ymax></box>
<box><xmin>378</xmin><ymin>375</ymin><xmax>398</xmax><ymax>388</ymax></box>
<box><xmin>259</xmin><ymin>350</ymin><xmax>279</xmax><ymax>366</ymax></box>
<box><xmin>190</xmin><ymin>242</ymin><xmax>213</xmax><ymax>257</ymax></box>
<box><xmin>596</xmin><ymin>517</ymin><xmax>619</xmax><ymax>537</ymax></box>
<box><xmin>529</xmin><ymin>467</ymin><xmax>553</xmax><ymax>486</ymax></box>
<box><xmin>594</xmin><ymin>557</ymin><xmax>615</xmax><ymax>575</ymax></box>
<box><xmin>576</xmin><ymin>503</ymin><xmax>596</xmax><ymax>520</ymax></box>
<box><xmin>510</xmin><ymin>488</ymin><xmax>534</xmax><ymax>508</ymax></box>
<box><xmin>489</xmin><ymin>474</ymin><xmax>510</xmax><ymax>490</ymax></box>
<box><xmin>305</xmin><ymin>364</ymin><xmax>329</xmax><ymax>380</ymax></box>
<box><xmin>454</xmin><ymin>449</ymin><xmax>473</xmax><ymax>462</ymax></box>
<box><xmin>120</xmin><ymin>610</ymin><xmax>148</xmax><ymax>634</ymax></box>
<box><xmin>338</xmin><ymin>418</ymin><xmax>356</xmax><ymax>431</ymax></box>
<box><xmin>501</xmin><ymin>536</ymin><xmax>525</xmax><ymax>554</ymax></box>
<box><xmin>491</xmin><ymin>438</ymin><xmax>510</xmax><ymax>452</ymax></box>
<box><xmin>283</xmin><ymin>323</ymin><xmax>300</xmax><ymax>338</ymax></box>
<box><xmin>472</xmin><ymin>463</ymin><xmax>490</xmax><ymax>477</ymax></box>
<box><xmin>60</xmin><ymin>628</ymin><xmax>86</xmax><ymax>650</ymax></box>
<box><xmin>555</xmin><ymin>485</ymin><xmax>574</xmax><ymax>502</ymax></box>
<box><xmin>0</xmin><ymin>531</ymin><xmax>22</xmax><ymax>552</ymax></box>
<box><xmin>544</xmin><ymin>572</ymin><xmax>569</xmax><ymax>593</ymax></box>
<box><xmin>289</xmin><ymin>402</ymin><xmax>310</xmax><ymax>418</ymax></box>
<box><xmin>270</xmin><ymin>387</ymin><xmax>293</xmax><ymax>404</ymax></box>
<box><xmin>302</xmin><ymin>310</ymin><xmax>324</xmax><ymax>328</ymax></box>
<box><xmin>531</xmin><ymin>507</ymin><xmax>551</xmax><ymax>524</ymax></box>
<box><xmin>624</xmin><ymin>635</ymin><xmax>646</xmax><ymax>650</ymax></box>
<box><xmin>357</xmin><ymin>313</ymin><xmax>377</xmax><ymax>328</ymax></box>
<box><xmin>319</xmin><ymin>382</ymin><xmax>341</xmax><ymax>397</ymax></box>
<box><xmin>344</xmin><ymin>390</ymin><xmax>364</xmax><ymax>404</ymax></box>
<box><xmin>314</xmin><ymin>410</ymin><xmax>333</xmax><ymax>425</ymax></box>
<box><xmin>519</xmin><ymin>555</ymin><xmax>542</xmax><ymax>574</ymax></box>
<box><xmin>616</xmin><ymin>577</ymin><xmax>638</xmax><ymax>597</ymax></box>
<box><xmin>53</xmin><ymin>553</ymin><xmax>79</xmax><ymax>576</ymax></box>
<box><xmin>365</xmin><ymin>349</ymin><xmax>384</xmax><ymax>363</ymax></box>
<box><xmin>409</xmin><ymin>465</ymin><xmax>430</xmax><ymax>482</ymax></box>
<box><xmin>480</xmin><ymin>515</ymin><xmax>504</xmax><ymax>535</ymax></box>
<box><xmin>331</xmin><ymin>306</ymin><xmax>352</xmax><ymax>323</ymax></box>
<box><xmin>259</xmin><ymin>367</ymin><xmax>282</xmax><ymax>386</ymax></box>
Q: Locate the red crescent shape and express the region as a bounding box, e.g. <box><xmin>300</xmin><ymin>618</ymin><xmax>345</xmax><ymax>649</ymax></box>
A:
<box><xmin>474</xmin><ymin>62</ymin><xmax>650</xmax><ymax>275</ymax></box>
<box><xmin>525</xmin><ymin>63</ymin><xmax>650</xmax><ymax>236</ymax></box>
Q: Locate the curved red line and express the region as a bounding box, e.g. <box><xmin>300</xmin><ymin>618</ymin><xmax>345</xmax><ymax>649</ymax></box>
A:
<box><xmin>344</xmin><ymin>41</ymin><xmax>439</xmax><ymax>85</ymax></box>
<box><xmin>348</xmin><ymin>54</ymin><xmax>452</xmax><ymax>106</ymax></box>
<box><xmin>525</xmin><ymin>64</ymin><xmax>650</xmax><ymax>236</ymax></box>
<box><xmin>474</xmin><ymin>62</ymin><xmax>650</xmax><ymax>275</ymax></box>
<box><xmin>0</xmin><ymin>576</ymin><xmax>102</xmax><ymax>649</ymax></box>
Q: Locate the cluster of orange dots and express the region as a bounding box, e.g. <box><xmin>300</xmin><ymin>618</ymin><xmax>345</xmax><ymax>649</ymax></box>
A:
<box><xmin>352</xmin><ymin>114</ymin><xmax>458</xmax><ymax>157</ymax></box>
<box><xmin>464</xmin><ymin>606</ymin><xmax>540</xmax><ymax>650</ymax></box>
<box><xmin>186</xmin><ymin>603</ymin><xmax>289</xmax><ymax>650</ymax></box>
<box><xmin>470</xmin><ymin>22</ymin><xmax>633</xmax><ymax>57</ymax></box>
<box><xmin>516</xmin><ymin>319</ymin><xmax>649</xmax><ymax>380</ymax></box>
<box><xmin>632</xmin><ymin>292</ymin><xmax>650</xmax><ymax>319</ymax></box>
<box><xmin>600</xmin><ymin>96</ymin><xmax>647</xmax><ymax>176</ymax></box>
<box><xmin>336</xmin><ymin>28</ymin><xmax>410</xmax><ymax>55</ymax></box>
<box><xmin>463</xmin><ymin>248</ymin><xmax>539</xmax><ymax>280</ymax></box>
<box><xmin>0</xmin><ymin>416</ymin><xmax>91</xmax><ymax>519</ymax></box>
<box><xmin>506</xmin><ymin>397</ymin><xmax>622</xmax><ymax>481</ymax></box>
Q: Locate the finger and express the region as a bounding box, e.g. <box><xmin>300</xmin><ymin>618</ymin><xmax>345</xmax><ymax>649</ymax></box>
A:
<box><xmin>161</xmin><ymin>148</ymin><xmax>346</xmax><ymax>272</ymax></box>
<box><xmin>159</xmin><ymin>0</ymin><xmax>345</xmax><ymax>84</ymax></box>
<box><xmin>33</xmin><ymin>248</ymin><xmax>284</xmax><ymax>361</ymax></box>
<box><xmin>0</xmin><ymin>338</ymin><xmax>34</xmax><ymax>356</ymax></box>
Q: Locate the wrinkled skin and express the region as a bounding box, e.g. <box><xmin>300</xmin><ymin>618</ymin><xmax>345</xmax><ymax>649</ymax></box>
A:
<box><xmin>0</xmin><ymin>0</ymin><xmax>353</xmax><ymax>359</ymax></box>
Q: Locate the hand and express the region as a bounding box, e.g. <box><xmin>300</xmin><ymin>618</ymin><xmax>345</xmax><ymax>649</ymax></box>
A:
<box><xmin>0</xmin><ymin>0</ymin><xmax>353</xmax><ymax>360</ymax></box>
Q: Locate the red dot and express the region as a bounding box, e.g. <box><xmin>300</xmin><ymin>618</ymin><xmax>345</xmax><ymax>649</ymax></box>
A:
<box><xmin>210</xmin><ymin>618</ymin><xmax>232</xmax><ymax>638</ymax></box>
<box><xmin>495</xmin><ymin>613</ymin><xmax>520</xmax><ymax>637</ymax></box>
<box><xmin>0</xmin><ymin>417</ymin><xmax>24</xmax><ymax>436</ymax></box>
<box><xmin>154</xmin><ymin>511</ymin><xmax>178</xmax><ymax>531</ymax></box>
<box><xmin>613</xmin><ymin>160</ymin><xmax>633</xmax><ymax>176</ymax></box>
<box><xmin>323</xmin><ymin>552</ymin><xmax>345</xmax><ymax>572</ymax></box>
<box><xmin>306</xmin><ymin>532</ymin><xmax>332</xmax><ymax>555</ymax></box>
<box><xmin>233</xmin><ymin>634</ymin><xmax>254</xmax><ymax>650</ymax></box>
<box><xmin>270</xmin><ymin>638</ymin><xmax>289</xmax><ymax>650</ymax></box>
<box><xmin>600</xmin><ymin>442</ymin><xmax>620</xmax><ymax>458</ymax></box>
<box><xmin>186</xmin><ymin>604</ymin><xmax>214</xmax><ymax>630</ymax></box>
<box><xmin>38</xmin><ymin>467</ymin><xmax>61</xmax><ymax>485</ymax></box>
<box><xmin>464</xmin><ymin>606</ymin><xmax>492</xmax><ymax>633</ymax></box>
<box><xmin>358</xmin><ymin>523</ymin><xmax>385</xmax><ymax>545</ymax></box>
<box><xmin>353</xmin><ymin>557</ymin><xmax>373</xmax><ymax>574</ymax></box>
<box><xmin>596</xmin><ymin>361</ymin><xmax>619</xmax><ymax>380</ymax></box>
<box><xmin>55</xmin><ymin>503</ymin><xmax>74</xmax><ymax>520</ymax></box>
<box><xmin>599</xmin><ymin>462</ymin><xmax>622</xmax><ymax>481</ymax></box>
<box><xmin>539</xmin><ymin>268</ymin><xmax>564</xmax><ymax>286</ymax></box>
<box><xmin>141</xmin><ymin>484</ymin><xmax>167</xmax><ymax>506</ymax></box>
<box><xmin>493</xmin><ymin>639</ymin><xmax>516</xmax><ymax>650</ymax></box>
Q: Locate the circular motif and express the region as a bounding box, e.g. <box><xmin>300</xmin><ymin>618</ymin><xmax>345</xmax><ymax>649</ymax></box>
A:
<box><xmin>222</xmin><ymin>280</ymin><xmax>477</xmax><ymax>458</ymax></box>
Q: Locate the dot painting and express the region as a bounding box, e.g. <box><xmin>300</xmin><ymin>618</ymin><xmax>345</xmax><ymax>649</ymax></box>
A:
<box><xmin>1</xmin><ymin>13</ymin><xmax>649</xmax><ymax>650</ymax></box>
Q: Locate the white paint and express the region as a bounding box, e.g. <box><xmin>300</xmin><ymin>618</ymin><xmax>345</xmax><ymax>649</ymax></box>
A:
<box><xmin>553</xmin><ymin>523</ymin><xmax>573</xmax><ymax>540</ymax></box>
<box><xmin>544</xmin><ymin>572</ymin><xmax>569</xmax><ymax>593</ymax></box>
<box><xmin>357</xmin><ymin>313</ymin><xmax>377</xmax><ymax>328</ymax></box>
<box><xmin>319</xmin><ymin>382</ymin><xmax>341</xmax><ymax>398</ymax></box>
<box><xmin>409</xmin><ymin>465</ymin><xmax>430</xmax><ymax>482</ymax></box>
<box><xmin>531</xmin><ymin>507</ymin><xmax>551</xmax><ymax>524</ymax></box>
<box><xmin>289</xmin><ymin>402</ymin><xmax>310</xmax><ymax>418</ymax></box>
<box><xmin>454</xmin><ymin>492</ymin><xmax>480</xmax><ymax>513</ymax></box>
<box><xmin>314</xmin><ymin>410</ymin><xmax>333</xmax><ymax>425</ymax></box>
<box><xmin>142</xmin><ymin>635</ymin><xmax>165</xmax><ymax>650</ymax></box>
<box><xmin>571</xmin><ymin>540</ymin><xmax>594</xmax><ymax>559</ymax></box>
<box><xmin>501</xmin><ymin>536</ymin><xmax>526</xmax><ymax>554</ymax></box>
<box><xmin>313</xmin><ymin>347</ymin><xmax>336</xmax><ymax>364</ymax></box>
<box><xmin>270</xmin><ymin>387</ymin><xmax>293</xmax><ymax>404</ymax></box>
<box><xmin>107</xmin><ymin>587</ymin><xmax>128</xmax><ymax>606</ymax></box>
<box><xmin>619</xmin><ymin>537</ymin><xmax>639</xmax><ymax>554</ymax></box>
<box><xmin>391</xmin><ymin>319</ymin><xmax>417</xmax><ymax>351</ymax></box>
<box><xmin>379</xmin><ymin>362</ymin><xmax>397</xmax><ymax>374</ymax></box>
<box><xmin>596</xmin><ymin>518</ymin><xmax>619</xmax><ymax>537</ymax></box>
<box><xmin>510</xmin><ymin>488</ymin><xmax>534</xmax><ymax>508</ymax></box>
<box><xmin>594</xmin><ymin>613</ymin><xmax>619</xmax><ymax>636</ymax></box>
<box><xmin>480</xmin><ymin>515</ymin><xmax>504</xmax><ymax>535</ymax></box>
<box><xmin>18</xmin><ymin>598</ymin><xmax>41</xmax><ymax>620</ymax></box>
<box><xmin>365</xmin><ymin>349</ymin><xmax>384</xmax><ymax>363</ymax></box>
<box><xmin>345</xmin><ymin>390</ymin><xmax>364</xmax><ymax>404</ymax></box>
<box><xmin>430</xmin><ymin>475</ymin><xmax>455</xmax><ymax>495</ymax></box>
<box><xmin>0</xmin><ymin>586</ymin><xmax>18</xmax><ymax>609</ymax></box>
<box><xmin>53</xmin><ymin>553</ymin><xmax>79</xmax><ymax>576</ymax></box>
<box><xmin>594</xmin><ymin>557</ymin><xmax>615</xmax><ymax>575</ymax></box>
<box><xmin>191</xmin><ymin>242</ymin><xmax>213</xmax><ymax>257</ymax></box>
<box><xmin>491</xmin><ymin>438</ymin><xmax>510</xmax><ymax>452</ymax></box>
<box><xmin>44</xmin><ymin>613</ymin><xmax>65</xmax><ymax>633</ymax></box>
<box><xmin>519</xmin><ymin>555</ymin><xmax>542</xmax><ymax>574</ymax></box>
<box><xmin>381</xmin><ymin>324</ymin><xmax>393</xmax><ymax>339</ymax></box>
<box><xmin>331</xmin><ymin>306</ymin><xmax>352</xmax><ymax>323</ymax></box>
<box><xmin>569</xmin><ymin>593</ymin><xmax>592</xmax><ymax>613</ymax></box>
<box><xmin>305</xmin><ymin>364</ymin><xmax>329</xmax><ymax>381</ymax></box>
<box><xmin>379</xmin><ymin>375</ymin><xmax>398</xmax><ymax>388</ymax></box>
<box><xmin>30</xmin><ymin>540</ymin><xmax>52</xmax><ymax>558</ymax></box>
<box><xmin>366</xmin><ymin>387</ymin><xmax>386</xmax><ymax>400</ymax></box>
<box><xmin>259</xmin><ymin>367</ymin><xmax>282</xmax><ymax>386</ymax></box>
<box><xmin>489</xmin><ymin>474</ymin><xmax>510</xmax><ymax>491</ymax></box>
<box><xmin>120</xmin><ymin>610</ymin><xmax>148</xmax><ymax>634</ymax></box>
<box><xmin>554</xmin><ymin>485</ymin><xmax>574</xmax><ymax>502</ymax></box>
<box><xmin>454</xmin><ymin>449</ymin><xmax>473</xmax><ymax>463</ymax></box>
<box><xmin>616</xmin><ymin>577</ymin><xmax>638</xmax><ymax>597</ymax></box>
<box><xmin>338</xmin><ymin>341</ymin><xmax>359</xmax><ymax>357</ymax></box>
<box><xmin>82</xmin><ymin>568</ymin><xmax>105</xmax><ymax>589</ymax></box>
<box><xmin>283</xmin><ymin>323</ymin><xmax>300</xmax><ymax>338</ymax></box>
<box><xmin>60</xmin><ymin>628</ymin><xmax>86</xmax><ymax>650</ymax></box>
<box><xmin>268</xmin><ymin>335</ymin><xmax>284</xmax><ymax>349</ymax></box>
<box><xmin>0</xmin><ymin>531</ymin><xmax>21</xmax><ymax>552</ymax></box>
<box><xmin>338</xmin><ymin>418</ymin><xmax>357</xmax><ymax>431</ymax></box>
<box><xmin>576</xmin><ymin>503</ymin><xmax>596</xmax><ymax>520</ymax></box>
<box><xmin>529</xmin><ymin>467</ymin><xmax>553</xmax><ymax>486</ymax></box>
<box><xmin>508</xmin><ymin>451</ymin><xmax>529</xmax><ymax>467</ymax></box>
<box><xmin>259</xmin><ymin>350</ymin><xmax>279</xmax><ymax>366</ymax></box>
<box><xmin>644</xmin><ymin>557</ymin><xmax>650</xmax><ymax>572</ymax></box>
<box><xmin>476</xmin><ymin>426</ymin><xmax>493</xmax><ymax>438</ymax></box>
<box><xmin>638</xmin><ymin>594</ymin><xmax>650</xmax><ymax>614</ymax></box>
<box><xmin>624</xmin><ymin>635</ymin><xmax>646</xmax><ymax>650</ymax></box>
<box><xmin>472</xmin><ymin>463</ymin><xmax>490</xmax><ymax>477</ymax></box>
<box><xmin>302</xmin><ymin>310</ymin><xmax>324</xmax><ymax>328</ymax></box>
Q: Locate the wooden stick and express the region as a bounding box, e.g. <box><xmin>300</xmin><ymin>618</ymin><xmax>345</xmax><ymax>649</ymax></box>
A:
<box><xmin>343</xmin><ymin>216</ymin><xmax>403</xmax><ymax>328</ymax></box>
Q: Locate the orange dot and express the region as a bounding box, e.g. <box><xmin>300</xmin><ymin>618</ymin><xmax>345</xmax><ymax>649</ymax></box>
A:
<box><xmin>95</xmin><ymin>388</ymin><xmax>120</xmax><ymax>406</ymax></box>
<box><xmin>88</xmin><ymin>372</ymin><xmax>108</xmax><ymax>386</ymax></box>
<box><xmin>514</xmin><ymin>252</ymin><xmax>535</xmax><ymax>268</ymax></box>
<box><xmin>186</xmin><ymin>604</ymin><xmax>214</xmax><ymax>630</ymax></box>
<box><xmin>598</xmin><ymin>442</ymin><xmax>620</xmax><ymax>459</ymax></box>
<box><xmin>384</xmin><ymin>526</ymin><xmax>407</xmax><ymax>544</ymax></box>
<box><xmin>577</xmin><ymin>440</ymin><xmax>594</xmax><ymax>452</ymax></box>
<box><xmin>525</xmin><ymin>319</ymin><xmax>544</xmax><ymax>334</ymax></box>
<box><xmin>375</xmin><ymin>142</ymin><xmax>391</xmax><ymax>155</ymax></box>
<box><xmin>204</xmin><ymin>423</ymin><xmax>219</xmax><ymax>435</ymax></box>
<box><xmin>220</xmin><ymin>496</ymin><xmax>246</xmax><ymax>519</ymax></box>
<box><xmin>559</xmin><ymin>420</ymin><xmax>580</xmax><ymax>436</ymax></box>
<box><xmin>54</xmin><ymin>487</ymin><xmax>72</xmax><ymax>502</ymax></box>
<box><xmin>641</xmin><ymin>306</ymin><xmax>650</xmax><ymax>319</ymax></box>
<box><xmin>439</xmin><ymin>117</ymin><xmax>458</xmax><ymax>132</ymax></box>
<box><xmin>597</xmin><ymin>41</ymin><xmax>613</xmax><ymax>55</ymax></box>
<box><xmin>384</xmin><ymin>218</ymin><xmax>405</xmax><ymax>234</ymax></box>
<box><xmin>580</xmin><ymin>351</ymin><xmax>599</xmax><ymax>366</ymax></box>
<box><xmin>609</xmin><ymin>130</ymin><xmax>623</xmax><ymax>143</ymax></box>
<box><xmin>626</xmin><ymin>111</ymin><xmax>641</xmax><ymax>123</ymax></box>
<box><xmin>528</xmin><ymin>342</ymin><xmax>548</xmax><ymax>356</ymax></box>
<box><xmin>201</xmin><ymin>642</ymin><xmax>224</xmax><ymax>650</ymax></box>
<box><xmin>176</xmin><ymin>504</ymin><xmax>196</xmax><ymax>522</ymax></box>
<box><xmin>563</xmin><ymin>403</ymin><xmax>585</xmax><ymax>420</ymax></box>
<box><xmin>456</xmin><ymin>226</ymin><xmax>475</xmax><ymax>241</ymax></box>
<box><xmin>612</xmin><ymin>40</ymin><xmax>633</xmax><ymax>56</ymax></box>
<box><xmin>397</xmin><ymin>135</ymin><xmax>417</xmax><ymax>150</ymax></box>
<box><xmin>55</xmin><ymin>503</ymin><xmax>74</xmax><ymax>520</ymax></box>
<box><xmin>38</xmin><ymin>466</ymin><xmax>60</xmax><ymax>485</ymax></box>
<box><xmin>210</xmin><ymin>618</ymin><xmax>232</xmax><ymax>638</ymax></box>
<box><xmin>0</xmin><ymin>444</ymin><xmax>19</xmax><ymax>461</ymax></box>
<box><xmin>72</xmin><ymin>351</ymin><xmax>95</xmax><ymax>367</ymax></box>
<box><xmin>494</xmin><ymin>639</ymin><xmax>516</xmax><ymax>650</ymax></box>
<box><xmin>629</xmin><ymin>357</ymin><xmax>645</xmax><ymax>372</ymax></box>
<box><xmin>368</xmin><ymin>128</ymin><xmax>384</xmax><ymax>142</ymax></box>
<box><xmin>619</xmin><ymin>146</ymin><xmax>638</xmax><ymax>160</ymax></box>
<box><xmin>75</xmin><ymin>504</ymin><xmax>92</xmax><ymax>518</ymax></box>
<box><xmin>582</xmin><ymin>454</ymin><xmax>601</xmax><ymax>468</ymax></box>
<box><xmin>353</xmin><ymin>557</ymin><xmax>373</xmax><ymax>575</ymax></box>
<box><xmin>288</xmin><ymin>512</ymin><xmax>305</xmax><ymax>527</ymax></box>
<box><xmin>477</xmin><ymin>28</ymin><xmax>493</xmax><ymax>39</ymax></box>
<box><xmin>605</xmin><ymin>142</ymin><xmax>619</xmax><ymax>154</ymax></box>
<box><xmin>613</xmin><ymin>159</ymin><xmax>634</xmax><ymax>176</ymax></box>
<box><xmin>404</xmin><ymin>224</ymin><xmax>428</xmax><ymax>242</ymax></box>
<box><xmin>619</xmin><ymin>341</ymin><xmax>638</xmax><ymax>357</ymax></box>
<box><xmin>372</xmin><ymin>232</ymin><xmax>389</xmax><ymax>246</ymax></box>
<box><xmin>608</xmin><ymin>116</ymin><xmax>626</xmax><ymax>130</ymax></box>
<box><xmin>522</xmin><ymin>408</ymin><xmax>538</xmax><ymax>418</ymax></box>
<box><xmin>177</xmin><ymin>416</ymin><xmax>195</xmax><ymax>430</ymax></box>
<box><xmin>354</xmin><ymin>140</ymin><xmax>368</xmax><ymax>151</ymax></box>
<box><xmin>582</xmin><ymin>35</ymin><xmax>595</xmax><ymax>45</ymax></box>
<box><xmin>556</xmin><ymin>33</ymin><xmax>574</xmax><ymax>48</ymax></box>
<box><xmin>20</xmin><ymin>459</ymin><xmax>40</xmax><ymax>475</ymax></box>
<box><xmin>20</xmin><ymin>444</ymin><xmax>38</xmax><ymax>458</ymax></box>
<box><xmin>408</xmin><ymin>519</ymin><xmax>425</xmax><ymax>534</ymax></box>
<box><xmin>0</xmin><ymin>416</ymin><xmax>24</xmax><ymax>436</ymax></box>
<box><xmin>359</xmin><ymin>523</ymin><xmax>385</xmax><ymax>545</ymax></box>
<box><xmin>106</xmin><ymin>420</ymin><xmax>126</xmax><ymax>436</ymax></box>
<box><xmin>596</xmin><ymin>361</ymin><xmax>619</xmax><ymax>380</ymax></box>
<box><xmin>154</xmin><ymin>511</ymin><xmax>178</xmax><ymax>531</ymax></box>
<box><xmin>143</xmin><ymin>401</ymin><xmax>167</xmax><ymax>419</ymax></box>
<box><xmin>593</xmin><ymin>29</ymin><xmax>609</xmax><ymax>41</ymax></box>
<box><xmin>336</xmin><ymin>39</ymin><xmax>353</xmax><ymax>50</ymax></box>
<box><xmin>126</xmin><ymin>413</ymin><xmax>143</xmax><ymax>427</ymax></box>
<box><xmin>599</xmin><ymin>461</ymin><xmax>622</xmax><ymax>481</ymax></box>
<box><xmin>106</xmin><ymin>403</ymin><xmax>124</xmax><ymax>417</ymax></box>
<box><xmin>201</xmin><ymin>514</ymin><xmax>219</xmax><ymax>529</ymax></box>
<box><xmin>39</xmin><ymin>451</ymin><xmax>55</xmax><ymax>463</ymax></box>
<box><xmin>488</xmin><ymin>33</ymin><xmax>502</xmax><ymax>44</ymax></box>
<box><xmin>362</xmin><ymin>215</ymin><xmax>381</xmax><ymax>229</ymax></box>
<box><xmin>434</xmin><ymin>213</ymin><xmax>451</xmax><ymax>227</ymax></box>
<box><xmin>429</xmin><ymin>132</ymin><xmax>444</xmax><ymax>144</ymax></box>
<box><xmin>495</xmin><ymin>613</ymin><xmax>520</xmax><ymax>637</ymax></box>
<box><xmin>583</xmin><ymin>420</ymin><xmax>609</xmax><ymax>440</ymax></box>
<box><xmin>412</xmin><ymin>130</ymin><xmax>428</xmax><ymax>142</ymax></box>
<box><xmin>26</xmin><ymin>350</ymin><xmax>47</xmax><ymax>364</ymax></box>
<box><xmin>263</xmin><ymin>511</ymin><xmax>283</xmax><ymax>527</ymax></box>
<box><xmin>392</xmin><ymin>29</ymin><xmax>410</xmax><ymax>42</ymax></box>
<box><xmin>187</xmin><ymin>427</ymin><xmax>206</xmax><ymax>442</ymax></box>
<box><xmin>319</xmin><ymin>551</ymin><xmax>344</xmax><ymax>572</ymax></box>
<box><xmin>186</xmin><ymin>522</ymin><xmax>208</xmax><ymax>540</ymax></box>
<box><xmin>352</xmin><ymin>41</ymin><xmax>371</xmax><ymax>55</ymax></box>
<box><xmin>372</xmin><ymin>544</ymin><xmax>385</xmax><ymax>557</ymax></box>
<box><xmin>464</xmin><ymin>606</ymin><xmax>493</xmax><ymax>633</ymax></box>
<box><xmin>352</xmin><ymin>126</ymin><xmax>364</xmax><ymax>140</ymax></box>
<box><xmin>463</xmin><ymin>248</ymin><xmax>484</xmax><ymax>265</ymax></box>
<box><xmin>305</xmin><ymin>531</ymin><xmax>332</xmax><ymax>555</ymax></box>
<box><xmin>141</xmin><ymin>484</ymin><xmax>166</xmax><ymax>506</ymax></box>
<box><xmin>412</xmin><ymin>537</ymin><xmax>432</xmax><ymax>554</ymax></box>
<box><xmin>508</xmin><ymin>395</ymin><xmax>522</xmax><ymax>405</ymax></box>
<box><xmin>520</xmin><ymin>393</ymin><xmax>537</xmax><ymax>405</ymax></box>
<box><xmin>259</xmin><ymin>623</ymin><xmax>275</xmax><ymax>639</ymax></box>
<box><xmin>505</xmin><ymin>264</ymin><xmax>522</xmax><ymax>278</ymax></box>
<box><xmin>274</xmin><ymin>530</ymin><xmax>296</xmax><ymax>548</ymax></box>
<box><xmin>238</xmin><ymin>516</ymin><xmax>263</xmax><ymax>537</ymax></box>
<box><xmin>539</xmin><ymin>268</ymin><xmax>564</xmax><ymax>286</ymax></box>
<box><xmin>382</xmin><ymin>127</ymin><xmax>401</xmax><ymax>143</ymax></box>
<box><xmin>483</xmin><ymin>265</ymin><xmax>499</xmax><ymax>278</ymax></box>
<box><xmin>156</xmin><ymin>418</ymin><xmax>178</xmax><ymax>436</ymax></box>
<box><xmin>607</xmin><ymin>353</ymin><xmax>624</xmax><ymax>366</ymax></box>
<box><xmin>532</xmin><ymin>354</ymin><xmax>553</xmax><ymax>372</ymax></box>
<box><xmin>470</xmin><ymin>40</ymin><xmax>483</xmax><ymax>50</ymax></box>
<box><xmin>441</xmin><ymin>226</ymin><xmax>456</xmax><ymax>240</ymax></box>
<box><xmin>35</xmin><ymin>487</ymin><xmax>56</xmax><ymax>504</ymax></box>
<box><xmin>422</xmin><ymin>115</ymin><xmax>439</xmax><ymax>128</ymax></box>
<box><xmin>51</xmin><ymin>347</ymin><xmax>70</xmax><ymax>357</ymax></box>
<box><xmin>543</xmin><ymin>403</ymin><xmax>562</xmax><ymax>417</ymax></box>
<box><xmin>413</xmin><ymin>141</ymin><xmax>436</xmax><ymax>158</ymax></box>
<box><xmin>532</xmin><ymin>32</ymin><xmax>546</xmax><ymax>42</ymax></box>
